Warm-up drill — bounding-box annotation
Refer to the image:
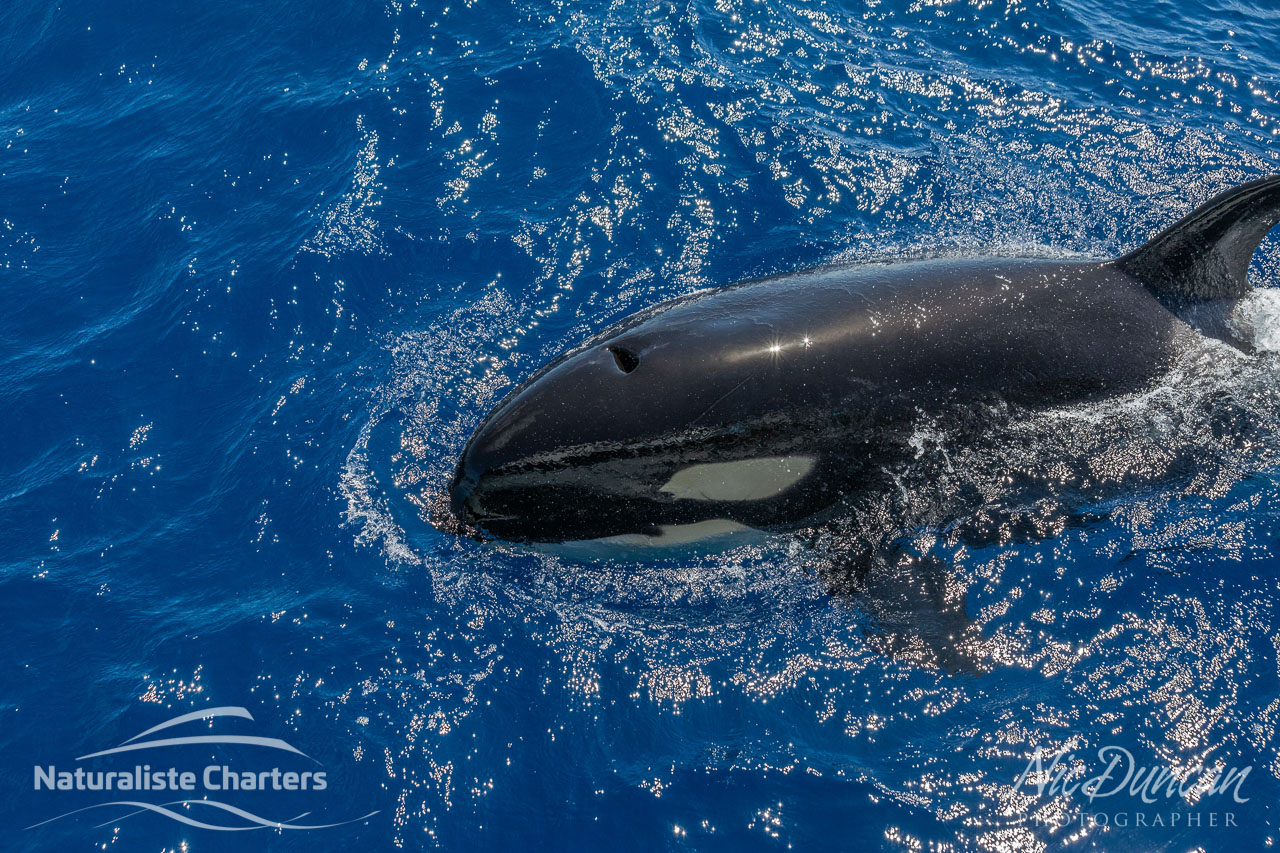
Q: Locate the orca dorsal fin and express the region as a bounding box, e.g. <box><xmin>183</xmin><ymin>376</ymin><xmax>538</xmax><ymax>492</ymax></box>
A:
<box><xmin>1117</xmin><ymin>174</ymin><xmax>1280</xmax><ymax>303</ymax></box>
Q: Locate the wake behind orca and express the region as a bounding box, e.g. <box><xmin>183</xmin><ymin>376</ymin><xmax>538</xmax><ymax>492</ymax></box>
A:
<box><xmin>444</xmin><ymin>176</ymin><xmax>1280</xmax><ymax>553</ymax></box>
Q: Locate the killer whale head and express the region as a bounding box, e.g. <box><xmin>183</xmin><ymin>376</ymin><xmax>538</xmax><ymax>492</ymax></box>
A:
<box><xmin>447</xmin><ymin>290</ymin><xmax>845</xmax><ymax>544</ymax></box>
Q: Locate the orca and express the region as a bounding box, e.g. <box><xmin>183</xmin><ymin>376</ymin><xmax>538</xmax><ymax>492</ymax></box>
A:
<box><xmin>446</xmin><ymin>176</ymin><xmax>1280</xmax><ymax>549</ymax></box>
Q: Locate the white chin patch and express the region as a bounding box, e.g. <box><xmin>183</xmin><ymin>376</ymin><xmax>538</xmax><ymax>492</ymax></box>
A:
<box><xmin>659</xmin><ymin>455</ymin><xmax>816</xmax><ymax>502</ymax></box>
<box><xmin>543</xmin><ymin>519</ymin><xmax>765</xmax><ymax>558</ymax></box>
<box><xmin>598</xmin><ymin>518</ymin><xmax>755</xmax><ymax>547</ymax></box>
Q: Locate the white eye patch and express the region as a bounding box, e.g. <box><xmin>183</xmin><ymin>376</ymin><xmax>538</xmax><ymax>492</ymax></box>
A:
<box><xmin>659</xmin><ymin>455</ymin><xmax>815</xmax><ymax>502</ymax></box>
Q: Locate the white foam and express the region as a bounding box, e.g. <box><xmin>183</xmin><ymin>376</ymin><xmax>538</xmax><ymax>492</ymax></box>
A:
<box><xmin>1235</xmin><ymin>288</ymin><xmax>1280</xmax><ymax>352</ymax></box>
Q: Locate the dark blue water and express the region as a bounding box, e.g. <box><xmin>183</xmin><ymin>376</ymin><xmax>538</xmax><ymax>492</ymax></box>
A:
<box><xmin>3</xmin><ymin>0</ymin><xmax>1280</xmax><ymax>849</ymax></box>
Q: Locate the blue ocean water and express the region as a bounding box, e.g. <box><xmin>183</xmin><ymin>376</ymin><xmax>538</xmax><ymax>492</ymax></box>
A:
<box><xmin>3</xmin><ymin>0</ymin><xmax>1280</xmax><ymax>849</ymax></box>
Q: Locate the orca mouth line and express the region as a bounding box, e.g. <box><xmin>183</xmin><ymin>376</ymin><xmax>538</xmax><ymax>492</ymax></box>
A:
<box><xmin>474</xmin><ymin>412</ymin><xmax>838</xmax><ymax>479</ymax></box>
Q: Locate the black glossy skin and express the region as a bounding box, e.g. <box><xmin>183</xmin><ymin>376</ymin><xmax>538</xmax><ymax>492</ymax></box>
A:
<box><xmin>448</xmin><ymin>257</ymin><xmax>1185</xmax><ymax>543</ymax></box>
